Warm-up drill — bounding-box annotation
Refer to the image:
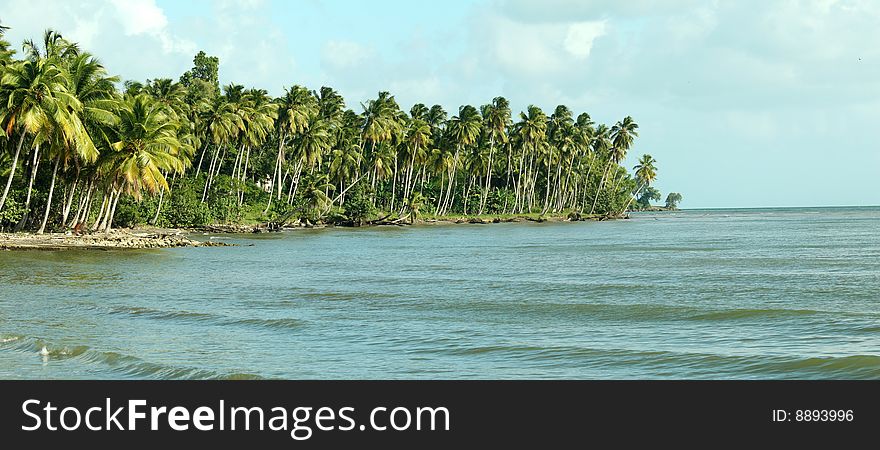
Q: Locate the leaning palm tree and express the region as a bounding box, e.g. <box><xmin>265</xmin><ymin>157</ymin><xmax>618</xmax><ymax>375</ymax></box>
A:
<box><xmin>0</xmin><ymin>53</ymin><xmax>91</xmax><ymax>215</ymax></box>
<box><xmin>52</xmin><ymin>51</ymin><xmax>118</xmax><ymax>230</ymax></box>
<box><xmin>619</xmin><ymin>154</ymin><xmax>657</xmax><ymax>214</ymax></box>
<box><xmin>590</xmin><ymin>117</ymin><xmax>637</xmax><ymax>214</ymax></box>
<box><xmin>298</xmin><ymin>172</ymin><xmax>334</xmax><ymax>223</ymax></box>
<box><xmin>404</xmin><ymin>191</ymin><xmax>425</xmax><ymax>224</ymax></box>
<box><xmin>97</xmin><ymin>94</ymin><xmax>183</xmax><ymax>231</ymax></box>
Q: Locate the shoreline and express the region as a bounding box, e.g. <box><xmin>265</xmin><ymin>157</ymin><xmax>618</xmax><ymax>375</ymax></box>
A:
<box><xmin>195</xmin><ymin>212</ymin><xmax>624</xmax><ymax>232</ymax></box>
<box><xmin>0</xmin><ymin>230</ymin><xmax>232</xmax><ymax>251</ymax></box>
<box><xmin>0</xmin><ymin>212</ymin><xmax>629</xmax><ymax>250</ymax></box>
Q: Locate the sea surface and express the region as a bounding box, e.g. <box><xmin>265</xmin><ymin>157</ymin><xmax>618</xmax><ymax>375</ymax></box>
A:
<box><xmin>1</xmin><ymin>207</ymin><xmax>879</xmax><ymax>379</ymax></box>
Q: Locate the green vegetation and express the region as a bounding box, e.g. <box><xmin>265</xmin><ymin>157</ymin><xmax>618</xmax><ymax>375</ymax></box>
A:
<box><xmin>665</xmin><ymin>193</ymin><xmax>683</xmax><ymax>210</ymax></box>
<box><xmin>0</xmin><ymin>25</ymin><xmax>673</xmax><ymax>233</ymax></box>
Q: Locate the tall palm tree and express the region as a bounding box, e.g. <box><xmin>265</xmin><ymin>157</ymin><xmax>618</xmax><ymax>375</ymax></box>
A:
<box><xmin>478</xmin><ymin>96</ymin><xmax>510</xmax><ymax>214</ymax></box>
<box><xmin>98</xmin><ymin>94</ymin><xmax>183</xmax><ymax>231</ymax></box>
<box><xmin>513</xmin><ymin>105</ymin><xmax>547</xmax><ymax>213</ymax></box>
<box><xmin>400</xmin><ymin>117</ymin><xmax>431</xmax><ymax>205</ymax></box>
<box><xmin>264</xmin><ymin>85</ymin><xmax>315</xmax><ymax>213</ymax></box>
<box><xmin>0</xmin><ymin>44</ymin><xmax>92</xmax><ymax>215</ymax></box>
<box><xmin>235</xmin><ymin>88</ymin><xmax>276</xmax><ymax>206</ymax></box>
<box><xmin>440</xmin><ymin>104</ymin><xmax>480</xmax><ymax>214</ymax></box>
<box><xmin>52</xmin><ymin>51</ymin><xmax>118</xmax><ymax>229</ymax></box>
<box><xmin>590</xmin><ymin>117</ymin><xmax>637</xmax><ymax>215</ymax></box>
<box><xmin>199</xmin><ymin>93</ymin><xmax>242</xmax><ymax>201</ymax></box>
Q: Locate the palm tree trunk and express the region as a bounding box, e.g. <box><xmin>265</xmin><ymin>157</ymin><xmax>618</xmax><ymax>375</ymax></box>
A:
<box><xmin>194</xmin><ymin>142</ymin><xmax>210</xmax><ymax>178</ymax></box>
<box><xmin>70</xmin><ymin>179</ymin><xmax>94</xmax><ymax>228</ymax></box>
<box><xmin>37</xmin><ymin>156</ymin><xmax>61</xmax><ymax>234</ymax></box>
<box><xmin>590</xmin><ymin>162</ymin><xmax>611</xmax><ymax>215</ymax></box>
<box><xmin>93</xmin><ymin>191</ymin><xmax>109</xmax><ymax>231</ymax></box>
<box><xmin>503</xmin><ymin>143</ymin><xmax>513</xmax><ymax>214</ymax></box>
<box><xmin>0</xmin><ymin>133</ymin><xmax>27</xmax><ymax>213</ymax></box>
<box><xmin>202</xmin><ymin>146</ymin><xmax>221</xmax><ymax>202</ymax></box>
<box><xmin>62</xmin><ymin>172</ymin><xmax>80</xmax><ymax>227</ymax></box>
<box><xmin>151</xmin><ymin>187</ymin><xmax>165</xmax><ymax>225</ymax></box>
<box><xmin>390</xmin><ymin>153</ymin><xmax>399</xmax><ymax>212</ymax></box>
<box><xmin>103</xmin><ymin>191</ymin><xmax>121</xmax><ymax>232</ymax></box>
<box><xmin>541</xmin><ymin>162</ymin><xmax>552</xmax><ymax>215</ymax></box>
<box><xmin>264</xmin><ymin>141</ymin><xmax>284</xmax><ymax>215</ymax></box>
<box><xmin>15</xmin><ymin>143</ymin><xmax>41</xmax><ymax>231</ymax></box>
<box><xmin>479</xmin><ymin>136</ymin><xmax>495</xmax><ymax>215</ymax></box>
<box><xmin>619</xmin><ymin>182</ymin><xmax>645</xmax><ymax>216</ymax></box>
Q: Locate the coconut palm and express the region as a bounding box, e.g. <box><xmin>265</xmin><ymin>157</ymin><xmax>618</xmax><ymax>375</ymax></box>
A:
<box><xmin>400</xmin><ymin>117</ymin><xmax>431</xmax><ymax>205</ymax></box>
<box><xmin>98</xmin><ymin>94</ymin><xmax>184</xmax><ymax>231</ymax></box>
<box><xmin>0</xmin><ymin>49</ymin><xmax>92</xmax><ymax>215</ymax></box>
<box><xmin>513</xmin><ymin>105</ymin><xmax>547</xmax><ymax>213</ymax></box>
<box><xmin>264</xmin><ymin>85</ymin><xmax>316</xmax><ymax>213</ymax></box>
<box><xmin>439</xmin><ymin>105</ymin><xmax>480</xmax><ymax>214</ymax></box>
<box><xmin>619</xmin><ymin>153</ymin><xmax>657</xmax><ymax>214</ymax></box>
<box><xmin>590</xmin><ymin>116</ymin><xmax>639</xmax><ymax>214</ymax></box>
<box><xmin>478</xmin><ymin>96</ymin><xmax>510</xmax><ymax>214</ymax></box>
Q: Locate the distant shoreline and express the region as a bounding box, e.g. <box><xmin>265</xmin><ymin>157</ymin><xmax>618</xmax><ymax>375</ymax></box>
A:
<box><xmin>0</xmin><ymin>212</ymin><xmax>635</xmax><ymax>250</ymax></box>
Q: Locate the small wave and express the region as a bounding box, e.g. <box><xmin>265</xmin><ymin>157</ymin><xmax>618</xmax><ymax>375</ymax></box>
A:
<box><xmin>2</xmin><ymin>335</ymin><xmax>263</xmax><ymax>379</ymax></box>
<box><xmin>415</xmin><ymin>343</ymin><xmax>880</xmax><ymax>378</ymax></box>
<box><xmin>227</xmin><ymin>317</ymin><xmax>304</xmax><ymax>330</ymax></box>
<box><xmin>0</xmin><ymin>335</ymin><xmax>22</xmax><ymax>344</ymax></box>
<box><xmin>109</xmin><ymin>306</ymin><xmax>220</xmax><ymax>323</ymax></box>
<box><xmin>690</xmin><ymin>308</ymin><xmax>819</xmax><ymax>321</ymax></box>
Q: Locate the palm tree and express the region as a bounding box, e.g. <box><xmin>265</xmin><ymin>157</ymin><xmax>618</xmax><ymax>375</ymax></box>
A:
<box><xmin>513</xmin><ymin>105</ymin><xmax>547</xmax><ymax>213</ymax></box>
<box><xmin>0</xmin><ymin>42</ymin><xmax>93</xmax><ymax>216</ymax></box>
<box><xmin>404</xmin><ymin>191</ymin><xmax>425</xmax><ymax>224</ymax></box>
<box><xmin>98</xmin><ymin>94</ymin><xmax>183</xmax><ymax>231</ymax></box>
<box><xmin>298</xmin><ymin>172</ymin><xmax>334</xmax><ymax>223</ymax></box>
<box><xmin>619</xmin><ymin>154</ymin><xmax>657</xmax><ymax>214</ymax></box>
<box><xmin>400</xmin><ymin>116</ymin><xmax>431</xmax><ymax>207</ymax></box>
<box><xmin>440</xmin><ymin>104</ymin><xmax>480</xmax><ymax>215</ymax></box>
<box><xmin>234</xmin><ymin>88</ymin><xmax>276</xmax><ymax>206</ymax></box>
<box><xmin>0</xmin><ymin>22</ymin><xmax>13</xmax><ymax>67</ymax></box>
<box><xmin>264</xmin><ymin>85</ymin><xmax>315</xmax><ymax>214</ymax></box>
<box><xmin>52</xmin><ymin>51</ymin><xmax>118</xmax><ymax>230</ymax></box>
<box><xmin>590</xmin><ymin>117</ymin><xmax>637</xmax><ymax>215</ymax></box>
<box><xmin>478</xmin><ymin>96</ymin><xmax>510</xmax><ymax>214</ymax></box>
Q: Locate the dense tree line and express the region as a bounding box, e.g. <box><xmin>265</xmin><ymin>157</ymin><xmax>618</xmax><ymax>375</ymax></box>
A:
<box><xmin>0</xmin><ymin>26</ymin><xmax>661</xmax><ymax>232</ymax></box>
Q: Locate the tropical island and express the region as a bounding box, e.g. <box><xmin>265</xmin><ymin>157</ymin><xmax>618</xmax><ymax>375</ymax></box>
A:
<box><xmin>0</xmin><ymin>26</ymin><xmax>680</xmax><ymax>248</ymax></box>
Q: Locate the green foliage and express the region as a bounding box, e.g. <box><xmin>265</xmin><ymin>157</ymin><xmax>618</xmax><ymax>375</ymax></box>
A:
<box><xmin>112</xmin><ymin>197</ymin><xmax>153</xmax><ymax>228</ymax></box>
<box><xmin>162</xmin><ymin>179</ymin><xmax>213</xmax><ymax>227</ymax></box>
<box><xmin>636</xmin><ymin>186</ymin><xmax>662</xmax><ymax>210</ymax></box>
<box><xmin>0</xmin><ymin>29</ymin><xmax>669</xmax><ymax>232</ymax></box>
<box><xmin>665</xmin><ymin>192</ymin><xmax>683</xmax><ymax>210</ymax></box>
<box><xmin>485</xmin><ymin>189</ymin><xmax>514</xmax><ymax>214</ymax></box>
<box><xmin>342</xmin><ymin>183</ymin><xmax>375</xmax><ymax>226</ymax></box>
<box><xmin>180</xmin><ymin>50</ymin><xmax>220</xmax><ymax>104</ymax></box>
<box><xmin>0</xmin><ymin>190</ymin><xmax>24</xmax><ymax>230</ymax></box>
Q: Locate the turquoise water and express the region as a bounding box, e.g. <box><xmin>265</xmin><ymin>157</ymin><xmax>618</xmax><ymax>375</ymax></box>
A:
<box><xmin>1</xmin><ymin>207</ymin><xmax>879</xmax><ymax>379</ymax></box>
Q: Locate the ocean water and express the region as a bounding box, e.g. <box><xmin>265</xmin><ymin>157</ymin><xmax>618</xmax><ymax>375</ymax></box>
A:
<box><xmin>1</xmin><ymin>207</ymin><xmax>879</xmax><ymax>379</ymax></box>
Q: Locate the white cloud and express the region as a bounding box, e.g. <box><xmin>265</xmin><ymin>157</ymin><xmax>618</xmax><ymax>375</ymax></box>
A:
<box><xmin>109</xmin><ymin>0</ymin><xmax>167</xmax><ymax>35</ymax></box>
<box><xmin>563</xmin><ymin>21</ymin><xmax>607</xmax><ymax>59</ymax></box>
<box><xmin>108</xmin><ymin>0</ymin><xmax>195</xmax><ymax>54</ymax></box>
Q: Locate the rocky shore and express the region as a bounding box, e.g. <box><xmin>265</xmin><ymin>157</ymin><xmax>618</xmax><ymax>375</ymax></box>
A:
<box><xmin>0</xmin><ymin>230</ymin><xmax>232</xmax><ymax>251</ymax></box>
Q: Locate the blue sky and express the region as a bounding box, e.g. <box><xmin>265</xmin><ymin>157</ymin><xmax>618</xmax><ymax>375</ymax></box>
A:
<box><xmin>2</xmin><ymin>0</ymin><xmax>878</xmax><ymax>208</ymax></box>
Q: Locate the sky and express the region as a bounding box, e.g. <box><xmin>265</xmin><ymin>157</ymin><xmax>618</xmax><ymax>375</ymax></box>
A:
<box><xmin>1</xmin><ymin>0</ymin><xmax>878</xmax><ymax>208</ymax></box>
